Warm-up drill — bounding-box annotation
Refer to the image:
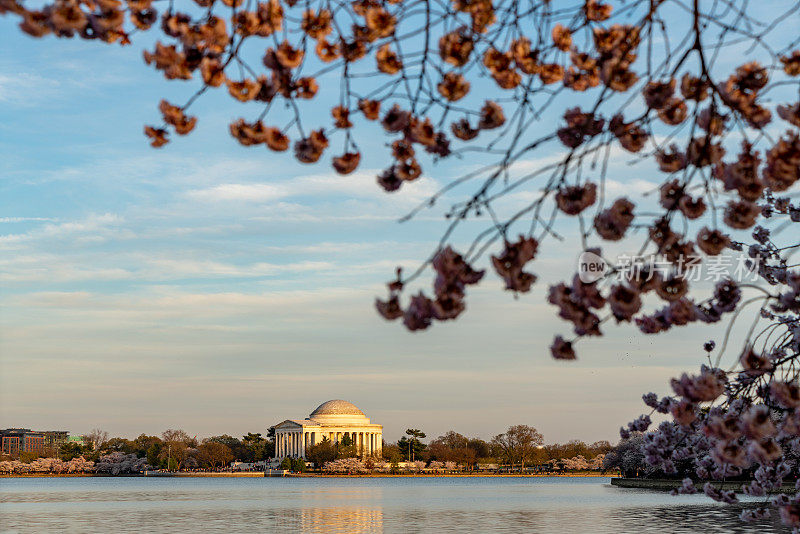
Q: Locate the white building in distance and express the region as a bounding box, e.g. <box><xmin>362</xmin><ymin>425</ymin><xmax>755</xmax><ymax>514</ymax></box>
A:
<box><xmin>274</xmin><ymin>400</ymin><xmax>383</xmax><ymax>459</ymax></box>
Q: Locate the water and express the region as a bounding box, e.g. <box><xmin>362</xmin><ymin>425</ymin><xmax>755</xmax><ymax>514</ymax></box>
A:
<box><xmin>0</xmin><ymin>476</ymin><xmax>787</xmax><ymax>533</ymax></box>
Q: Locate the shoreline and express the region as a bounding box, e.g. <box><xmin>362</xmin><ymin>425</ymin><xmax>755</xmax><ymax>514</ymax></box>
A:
<box><xmin>291</xmin><ymin>472</ymin><xmax>611</xmax><ymax>478</ymax></box>
<box><xmin>611</xmin><ymin>477</ymin><xmax>797</xmax><ymax>493</ymax></box>
<box><xmin>1</xmin><ymin>471</ymin><xmax>613</xmax><ymax>479</ymax></box>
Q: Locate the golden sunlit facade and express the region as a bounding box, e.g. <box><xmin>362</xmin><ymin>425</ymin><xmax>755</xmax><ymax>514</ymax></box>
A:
<box><xmin>274</xmin><ymin>400</ymin><xmax>383</xmax><ymax>459</ymax></box>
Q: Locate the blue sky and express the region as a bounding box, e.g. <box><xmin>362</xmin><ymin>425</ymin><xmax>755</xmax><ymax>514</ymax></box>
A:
<box><xmin>1</xmin><ymin>4</ymin><xmax>796</xmax><ymax>443</ymax></box>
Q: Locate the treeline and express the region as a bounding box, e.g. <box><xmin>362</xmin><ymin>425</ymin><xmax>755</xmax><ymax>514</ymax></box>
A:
<box><xmin>48</xmin><ymin>429</ymin><xmax>275</xmax><ymax>471</ymax></box>
<box><xmin>5</xmin><ymin>425</ymin><xmax>614</xmax><ymax>473</ymax></box>
<box><xmin>307</xmin><ymin>426</ymin><xmax>612</xmax><ymax>472</ymax></box>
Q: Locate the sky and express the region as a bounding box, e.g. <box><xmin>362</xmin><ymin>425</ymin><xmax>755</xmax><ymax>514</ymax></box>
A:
<box><xmin>0</xmin><ymin>4</ymin><xmax>796</xmax><ymax>444</ymax></box>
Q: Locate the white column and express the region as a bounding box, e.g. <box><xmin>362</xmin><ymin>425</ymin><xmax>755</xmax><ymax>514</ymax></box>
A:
<box><xmin>293</xmin><ymin>432</ymin><xmax>298</xmax><ymax>457</ymax></box>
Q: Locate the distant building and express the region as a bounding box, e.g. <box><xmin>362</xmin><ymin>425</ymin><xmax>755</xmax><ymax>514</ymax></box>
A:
<box><xmin>274</xmin><ymin>400</ymin><xmax>383</xmax><ymax>460</ymax></box>
<box><xmin>43</xmin><ymin>431</ymin><xmax>69</xmax><ymax>450</ymax></box>
<box><xmin>1</xmin><ymin>429</ymin><xmax>44</xmax><ymax>456</ymax></box>
<box><xmin>1</xmin><ymin>428</ymin><xmax>69</xmax><ymax>456</ymax></box>
<box><xmin>66</xmin><ymin>435</ymin><xmax>85</xmax><ymax>446</ymax></box>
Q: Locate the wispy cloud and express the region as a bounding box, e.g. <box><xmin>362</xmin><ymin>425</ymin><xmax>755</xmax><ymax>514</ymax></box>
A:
<box><xmin>0</xmin><ymin>216</ymin><xmax>58</xmax><ymax>223</ymax></box>
<box><xmin>0</xmin><ymin>213</ymin><xmax>124</xmax><ymax>245</ymax></box>
<box><xmin>186</xmin><ymin>168</ymin><xmax>440</xmax><ymax>205</ymax></box>
<box><xmin>187</xmin><ymin>183</ymin><xmax>285</xmax><ymax>202</ymax></box>
<box><xmin>1</xmin><ymin>21</ymin><xmax>747</xmax><ymax>444</ymax></box>
<box><xmin>0</xmin><ymin>73</ymin><xmax>62</xmax><ymax>106</ymax></box>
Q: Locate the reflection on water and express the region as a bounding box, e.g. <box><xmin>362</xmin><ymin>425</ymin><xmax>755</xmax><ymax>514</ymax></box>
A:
<box><xmin>299</xmin><ymin>508</ymin><xmax>383</xmax><ymax>533</ymax></box>
<box><xmin>0</xmin><ymin>477</ymin><xmax>787</xmax><ymax>533</ymax></box>
<box><xmin>607</xmin><ymin>504</ymin><xmax>781</xmax><ymax>533</ymax></box>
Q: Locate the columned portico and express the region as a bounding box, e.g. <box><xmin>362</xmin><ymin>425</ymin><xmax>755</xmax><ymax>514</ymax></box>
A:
<box><xmin>273</xmin><ymin>400</ymin><xmax>383</xmax><ymax>461</ymax></box>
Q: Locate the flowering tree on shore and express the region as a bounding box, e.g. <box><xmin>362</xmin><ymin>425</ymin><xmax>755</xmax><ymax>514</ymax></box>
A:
<box><xmin>94</xmin><ymin>452</ymin><xmax>150</xmax><ymax>474</ymax></box>
<box><xmin>323</xmin><ymin>457</ymin><xmax>368</xmax><ymax>474</ymax></box>
<box><xmin>4</xmin><ymin>0</ymin><xmax>800</xmax><ymax>527</ymax></box>
<box><xmin>365</xmin><ymin>457</ymin><xmax>391</xmax><ymax>471</ymax></box>
<box><xmin>0</xmin><ymin>457</ymin><xmax>95</xmax><ymax>474</ymax></box>
<box><xmin>557</xmin><ymin>453</ymin><xmax>605</xmax><ymax>471</ymax></box>
<box><xmin>603</xmin><ymin>435</ymin><xmax>649</xmax><ymax>478</ymax></box>
<box><xmin>0</xmin><ymin>454</ymin><xmax>149</xmax><ymax>475</ymax></box>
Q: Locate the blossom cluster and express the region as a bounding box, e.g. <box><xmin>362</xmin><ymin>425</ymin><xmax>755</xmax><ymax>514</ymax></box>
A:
<box><xmin>556</xmin><ymin>454</ymin><xmax>605</xmax><ymax>471</ymax></box>
<box><xmin>427</xmin><ymin>460</ymin><xmax>458</xmax><ymax>471</ymax></box>
<box><xmin>622</xmin><ymin>197</ymin><xmax>800</xmax><ymax>529</ymax></box>
<box><xmin>322</xmin><ymin>457</ymin><xmax>370</xmax><ymax>473</ymax></box>
<box><xmin>0</xmin><ymin>453</ymin><xmax>150</xmax><ymax>475</ymax></box>
<box><xmin>94</xmin><ymin>452</ymin><xmax>151</xmax><ymax>474</ymax></box>
<box><xmin>0</xmin><ymin>456</ymin><xmax>95</xmax><ymax>474</ymax></box>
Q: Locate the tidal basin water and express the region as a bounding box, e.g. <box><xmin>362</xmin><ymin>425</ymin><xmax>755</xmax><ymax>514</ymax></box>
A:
<box><xmin>0</xmin><ymin>476</ymin><xmax>788</xmax><ymax>533</ymax></box>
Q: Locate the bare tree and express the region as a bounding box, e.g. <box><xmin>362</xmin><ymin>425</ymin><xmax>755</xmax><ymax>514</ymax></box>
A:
<box><xmin>491</xmin><ymin>425</ymin><xmax>544</xmax><ymax>470</ymax></box>
<box><xmin>197</xmin><ymin>441</ymin><xmax>234</xmax><ymax>469</ymax></box>
<box><xmin>158</xmin><ymin>429</ymin><xmax>195</xmax><ymax>470</ymax></box>
<box><xmin>158</xmin><ymin>441</ymin><xmax>192</xmax><ymax>471</ymax></box>
<box><xmin>161</xmin><ymin>429</ymin><xmax>191</xmax><ymax>444</ymax></box>
<box><xmin>83</xmin><ymin>428</ymin><xmax>109</xmax><ymax>451</ymax></box>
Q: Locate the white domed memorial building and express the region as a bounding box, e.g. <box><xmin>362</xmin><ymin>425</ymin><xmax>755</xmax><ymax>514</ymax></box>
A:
<box><xmin>274</xmin><ymin>400</ymin><xmax>383</xmax><ymax>459</ymax></box>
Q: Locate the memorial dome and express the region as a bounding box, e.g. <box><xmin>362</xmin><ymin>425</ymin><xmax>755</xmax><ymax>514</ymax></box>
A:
<box><xmin>310</xmin><ymin>399</ymin><xmax>365</xmax><ymax>417</ymax></box>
